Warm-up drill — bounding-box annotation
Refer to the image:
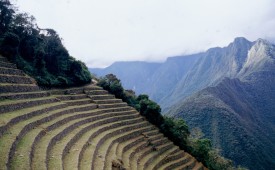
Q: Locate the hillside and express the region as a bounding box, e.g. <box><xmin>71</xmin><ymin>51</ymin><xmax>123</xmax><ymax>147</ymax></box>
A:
<box><xmin>167</xmin><ymin>38</ymin><xmax>275</xmax><ymax>170</ymax></box>
<box><xmin>0</xmin><ymin>55</ymin><xmax>206</xmax><ymax>170</ymax></box>
<box><xmin>168</xmin><ymin>77</ymin><xmax>275</xmax><ymax>170</ymax></box>
<box><xmin>90</xmin><ymin>37</ymin><xmax>275</xmax><ymax>169</ymax></box>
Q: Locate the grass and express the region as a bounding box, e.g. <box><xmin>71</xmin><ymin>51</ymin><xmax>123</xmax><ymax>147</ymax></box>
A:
<box><xmin>0</xmin><ymin>102</ymin><xmax>64</xmax><ymax>126</ymax></box>
<box><xmin>79</xmin><ymin>117</ymin><xmax>141</xmax><ymax>170</ymax></box>
<box><xmin>140</xmin><ymin>142</ymin><xmax>176</xmax><ymax>170</ymax></box>
<box><xmin>103</xmin><ymin>126</ymin><xmax>152</xmax><ymax>170</ymax></box>
<box><xmin>31</xmin><ymin>113</ymin><xmax>98</xmax><ymax>170</ymax></box>
<box><xmin>160</xmin><ymin>153</ymin><xmax>190</xmax><ymax>170</ymax></box>
<box><xmin>0</xmin><ymin>84</ymin><xmax>207</xmax><ymax>170</ymax></box>
<box><xmin>0</xmin><ymin>96</ymin><xmax>54</xmax><ymax>107</ymax></box>
<box><xmin>63</xmin><ymin>120</ymin><xmax>125</xmax><ymax>170</ymax></box>
<box><xmin>0</xmin><ymin>102</ymin><xmax>98</xmax><ymax>170</ymax></box>
<box><xmin>48</xmin><ymin>111</ymin><xmax>137</xmax><ymax>170</ymax></box>
<box><xmin>89</xmin><ymin>118</ymin><xmax>144</xmax><ymax>170</ymax></box>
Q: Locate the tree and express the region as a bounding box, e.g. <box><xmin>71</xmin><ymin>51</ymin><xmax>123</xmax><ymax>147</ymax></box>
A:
<box><xmin>161</xmin><ymin>116</ymin><xmax>190</xmax><ymax>148</ymax></box>
<box><xmin>0</xmin><ymin>1</ymin><xmax>92</xmax><ymax>87</ymax></box>
<box><xmin>0</xmin><ymin>31</ymin><xmax>19</xmax><ymax>58</ymax></box>
<box><xmin>0</xmin><ymin>0</ymin><xmax>14</xmax><ymax>34</ymax></box>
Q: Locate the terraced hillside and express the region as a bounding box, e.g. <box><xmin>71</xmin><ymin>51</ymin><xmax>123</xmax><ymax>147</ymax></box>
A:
<box><xmin>0</xmin><ymin>55</ymin><xmax>206</xmax><ymax>170</ymax></box>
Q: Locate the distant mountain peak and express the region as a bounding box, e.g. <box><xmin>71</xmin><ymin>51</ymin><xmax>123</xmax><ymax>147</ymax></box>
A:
<box><xmin>233</xmin><ymin>37</ymin><xmax>251</xmax><ymax>44</ymax></box>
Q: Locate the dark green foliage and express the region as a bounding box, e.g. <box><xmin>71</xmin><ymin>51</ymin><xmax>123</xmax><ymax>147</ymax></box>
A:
<box><xmin>0</xmin><ymin>0</ymin><xmax>14</xmax><ymax>34</ymax></box>
<box><xmin>189</xmin><ymin>138</ymin><xmax>211</xmax><ymax>162</ymax></box>
<box><xmin>98</xmin><ymin>74</ymin><xmax>125</xmax><ymax>99</ymax></box>
<box><xmin>0</xmin><ymin>32</ymin><xmax>19</xmax><ymax>58</ymax></box>
<box><xmin>98</xmin><ymin>74</ymin><xmax>163</xmax><ymax>126</ymax></box>
<box><xmin>0</xmin><ymin>0</ymin><xmax>91</xmax><ymax>87</ymax></box>
<box><xmin>160</xmin><ymin>116</ymin><xmax>189</xmax><ymax>148</ymax></box>
<box><xmin>137</xmin><ymin>96</ymin><xmax>163</xmax><ymax>126</ymax></box>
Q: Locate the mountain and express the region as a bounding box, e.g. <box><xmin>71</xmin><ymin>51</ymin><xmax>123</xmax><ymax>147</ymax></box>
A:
<box><xmin>167</xmin><ymin>38</ymin><xmax>275</xmax><ymax>170</ymax></box>
<box><xmin>160</xmin><ymin>37</ymin><xmax>254</xmax><ymax>110</ymax></box>
<box><xmin>90</xmin><ymin>53</ymin><xmax>202</xmax><ymax>103</ymax></box>
<box><xmin>91</xmin><ymin>61</ymin><xmax>161</xmax><ymax>95</ymax></box>
<box><xmin>89</xmin><ymin>37</ymin><xmax>275</xmax><ymax>169</ymax></box>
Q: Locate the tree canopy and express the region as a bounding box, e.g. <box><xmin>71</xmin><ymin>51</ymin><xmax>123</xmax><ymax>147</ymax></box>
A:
<box><xmin>0</xmin><ymin>0</ymin><xmax>91</xmax><ymax>87</ymax></box>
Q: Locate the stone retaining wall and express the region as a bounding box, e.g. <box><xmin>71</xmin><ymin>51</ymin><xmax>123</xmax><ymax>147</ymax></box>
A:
<box><xmin>0</xmin><ymin>98</ymin><xmax>58</xmax><ymax>114</ymax></box>
<box><xmin>0</xmin><ymin>67</ymin><xmax>25</xmax><ymax>76</ymax></box>
<box><xmin>0</xmin><ymin>84</ymin><xmax>40</xmax><ymax>93</ymax></box>
<box><xmin>0</xmin><ymin>75</ymin><xmax>33</xmax><ymax>84</ymax></box>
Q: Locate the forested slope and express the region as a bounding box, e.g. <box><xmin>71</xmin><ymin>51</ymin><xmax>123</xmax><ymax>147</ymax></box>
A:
<box><xmin>0</xmin><ymin>0</ymin><xmax>91</xmax><ymax>87</ymax></box>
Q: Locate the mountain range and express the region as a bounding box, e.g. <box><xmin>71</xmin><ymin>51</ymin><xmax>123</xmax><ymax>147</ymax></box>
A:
<box><xmin>89</xmin><ymin>37</ymin><xmax>275</xmax><ymax>170</ymax></box>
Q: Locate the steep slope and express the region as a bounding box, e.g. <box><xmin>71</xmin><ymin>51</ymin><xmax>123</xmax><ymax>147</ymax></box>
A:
<box><xmin>0</xmin><ymin>55</ymin><xmax>206</xmax><ymax>170</ymax></box>
<box><xmin>168</xmin><ymin>39</ymin><xmax>275</xmax><ymax>170</ymax></box>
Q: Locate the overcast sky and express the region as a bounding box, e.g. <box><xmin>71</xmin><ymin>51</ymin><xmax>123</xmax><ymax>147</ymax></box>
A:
<box><xmin>15</xmin><ymin>0</ymin><xmax>275</xmax><ymax>68</ymax></box>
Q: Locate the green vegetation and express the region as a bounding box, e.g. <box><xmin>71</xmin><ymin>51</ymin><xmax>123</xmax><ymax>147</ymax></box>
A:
<box><xmin>98</xmin><ymin>74</ymin><xmax>245</xmax><ymax>170</ymax></box>
<box><xmin>0</xmin><ymin>0</ymin><xmax>91</xmax><ymax>87</ymax></box>
<box><xmin>98</xmin><ymin>74</ymin><xmax>163</xmax><ymax>126</ymax></box>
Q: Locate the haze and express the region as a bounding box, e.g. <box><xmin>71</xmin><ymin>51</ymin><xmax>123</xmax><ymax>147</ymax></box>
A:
<box><xmin>16</xmin><ymin>0</ymin><xmax>275</xmax><ymax>68</ymax></box>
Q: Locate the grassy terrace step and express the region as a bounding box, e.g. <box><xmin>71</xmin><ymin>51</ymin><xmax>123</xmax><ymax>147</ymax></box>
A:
<box><xmin>85</xmin><ymin>119</ymin><xmax>147</xmax><ymax>170</ymax></box>
<box><xmin>0</xmin><ymin>61</ymin><xmax>17</xmax><ymax>69</ymax></box>
<box><xmin>50</xmin><ymin>85</ymin><xmax>102</xmax><ymax>95</ymax></box>
<box><xmin>161</xmin><ymin>153</ymin><xmax>192</xmax><ymax>170</ymax></box>
<box><xmin>85</xmin><ymin>90</ymin><xmax>108</xmax><ymax>95</ymax></box>
<box><xmin>89</xmin><ymin>94</ymin><xmax>115</xmax><ymax>100</ymax></box>
<box><xmin>47</xmin><ymin>112</ymin><xmax>140</xmax><ymax>170</ymax></box>
<box><xmin>91</xmin><ymin>121</ymin><xmax>152</xmax><ymax>170</ymax></box>
<box><xmin>0</xmin><ymin>84</ymin><xmax>40</xmax><ymax>93</ymax></box>
<box><xmin>0</xmin><ymin>102</ymin><xmax>96</xmax><ymax>169</ymax></box>
<box><xmin>141</xmin><ymin>143</ymin><xmax>177</xmax><ymax>170</ymax></box>
<box><xmin>0</xmin><ymin>103</ymin><xmax>74</xmax><ymax>169</ymax></box>
<box><xmin>98</xmin><ymin>102</ymin><xmax>128</xmax><ymax>109</ymax></box>
<box><xmin>0</xmin><ymin>97</ymin><xmax>58</xmax><ymax>114</ymax></box>
<box><xmin>55</xmin><ymin>94</ymin><xmax>88</xmax><ymax>101</ymax></box>
<box><xmin>0</xmin><ymin>91</ymin><xmax>50</xmax><ymax>100</ymax></box>
<box><xmin>0</xmin><ymin>74</ymin><xmax>34</xmax><ymax>84</ymax></box>
<box><xmin>103</xmin><ymin>125</ymin><xmax>155</xmax><ymax>170</ymax></box>
<box><xmin>115</xmin><ymin>129</ymin><xmax>159</xmax><ymax>159</ymax></box>
<box><xmin>78</xmin><ymin>117</ymin><xmax>143</xmax><ymax>170</ymax></box>
<box><xmin>176</xmin><ymin>157</ymin><xmax>196</xmax><ymax>170</ymax></box>
<box><xmin>0</xmin><ymin>56</ymin><xmax>9</xmax><ymax>62</ymax></box>
<box><xmin>9</xmin><ymin>105</ymin><xmax>98</xmax><ymax>170</ymax></box>
<box><xmin>0</xmin><ymin>82</ymin><xmax>206</xmax><ymax>170</ymax></box>
<box><xmin>0</xmin><ymin>67</ymin><xmax>26</xmax><ymax>76</ymax></box>
<box><xmin>128</xmin><ymin>133</ymin><xmax>167</xmax><ymax>170</ymax></box>
<box><xmin>62</xmin><ymin>98</ymin><xmax>94</xmax><ymax>106</ymax></box>
<box><xmin>152</xmin><ymin>148</ymin><xmax>183</xmax><ymax>170</ymax></box>
<box><xmin>193</xmin><ymin>162</ymin><xmax>205</xmax><ymax>170</ymax></box>
<box><xmin>62</xmin><ymin>111</ymin><xmax>139</xmax><ymax>170</ymax></box>
<box><xmin>0</xmin><ymin>102</ymin><xmax>67</xmax><ymax>136</ymax></box>
<box><xmin>32</xmin><ymin>111</ymin><xmax>139</xmax><ymax>167</ymax></box>
<box><xmin>146</xmin><ymin>147</ymin><xmax>180</xmax><ymax>170</ymax></box>
<box><xmin>52</xmin><ymin>116</ymin><xmax>145</xmax><ymax>170</ymax></box>
<box><xmin>134</xmin><ymin>138</ymin><xmax>172</xmax><ymax>170</ymax></box>
<box><xmin>120</xmin><ymin>133</ymin><xmax>163</xmax><ymax>168</ymax></box>
<box><xmin>100</xmin><ymin>105</ymin><xmax>135</xmax><ymax>113</ymax></box>
<box><xmin>93</xmin><ymin>99</ymin><xmax>122</xmax><ymax>104</ymax></box>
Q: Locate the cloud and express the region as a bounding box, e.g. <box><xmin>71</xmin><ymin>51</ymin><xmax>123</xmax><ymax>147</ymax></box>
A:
<box><xmin>16</xmin><ymin>0</ymin><xmax>275</xmax><ymax>67</ymax></box>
